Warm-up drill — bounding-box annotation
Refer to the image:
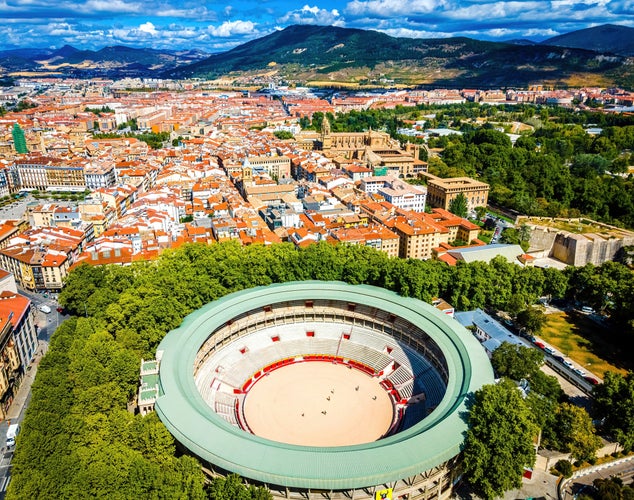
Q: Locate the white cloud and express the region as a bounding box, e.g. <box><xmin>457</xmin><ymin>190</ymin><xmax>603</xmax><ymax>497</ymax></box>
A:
<box><xmin>154</xmin><ymin>6</ymin><xmax>217</xmax><ymax>21</ymax></box>
<box><xmin>138</xmin><ymin>22</ymin><xmax>158</xmax><ymax>36</ymax></box>
<box><xmin>208</xmin><ymin>20</ymin><xmax>257</xmax><ymax>38</ymax></box>
<box><xmin>43</xmin><ymin>22</ymin><xmax>80</xmax><ymax>36</ymax></box>
<box><xmin>346</xmin><ymin>0</ymin><xmax>446</xmax><ymax>17</ymax></box>
<box><xmin>278</xmin><ymin>4</ymin><xmax>343</xmax><ymax>25</ymax></box>
<box><xmin>377</xmin><ymin>27</ymin><xmax>452</xmax><ymax>38</ymax></box>
<box><xmin>80</xmin><ymin>0</ymin><xmax>142</xmax><ymax>13</ymax></box>
<box><xmin>523</xmin><ymin>27</ymin><xmax>559</xmax><ymax>37</ymax></box>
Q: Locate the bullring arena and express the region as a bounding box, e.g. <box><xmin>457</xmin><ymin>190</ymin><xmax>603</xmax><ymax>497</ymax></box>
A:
<box><xmin>154</xmin><ymin>281</ymin><xmax>494</xmax><ymax>499</ymax></box>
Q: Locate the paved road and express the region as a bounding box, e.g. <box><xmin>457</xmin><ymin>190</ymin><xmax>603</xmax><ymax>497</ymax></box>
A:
<box><xmin>561</xmin><ymin>455</ymin><xmax>634</xmax><ymax>499</ymax></box>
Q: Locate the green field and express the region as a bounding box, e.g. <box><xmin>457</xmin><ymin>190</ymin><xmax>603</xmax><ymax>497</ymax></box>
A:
<box><xmin>539</xmin><ymin>311</ymin><xmax>630</xmax><ymax>378</ymax></box>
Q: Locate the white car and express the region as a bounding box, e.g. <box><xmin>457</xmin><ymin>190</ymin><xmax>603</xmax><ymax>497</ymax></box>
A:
<box><xmin>573</xmin><ymin>368</ymin><xmax>586</xmax><ymax>377</ymax></box>
<box><xmin>563</xmin><ymin>360</ymin><xmax>574</xmax><ymax>370</ymax></box>
<box><xmin>38</xmin><ymin>304</ymin><xmax>52</xmax><ymax>314</ymax></box>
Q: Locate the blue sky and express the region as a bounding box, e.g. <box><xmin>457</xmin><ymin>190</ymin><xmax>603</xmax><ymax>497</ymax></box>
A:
<box><xmin>0</xmin><ymin>0</ymin><xmax>632</xmax><ymax>52</ymax></box>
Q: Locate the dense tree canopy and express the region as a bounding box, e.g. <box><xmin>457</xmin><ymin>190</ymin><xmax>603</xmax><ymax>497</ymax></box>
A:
<box><xmin>593</xmin><ymin>371</ymin><xmax>634</xmax><ymax>452</ymax></box>
<box><xmin>547</xmin><ymin>403</ymin><xmax>602</xmax><ymax>461</ymax></box>
<box><xmin>490</xmin><ymin>342</ymin><xmax>544</xmax><ymax>381</ymax></box>
<box><xmin>462</xmin><ymin>379</ymin><xmax>538</xmax><ymax>500</ymax></box>
<box><xmin>9</xmin><ymin>241</ymin><xmax>634</xmax><ymax>498</ymax></box>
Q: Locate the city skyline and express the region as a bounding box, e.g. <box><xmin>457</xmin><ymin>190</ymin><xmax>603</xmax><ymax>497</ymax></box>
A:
<box><xmin>0</xmin><ymin>0</ymin><xmax>632</xmax><ymax>53</ymax></box>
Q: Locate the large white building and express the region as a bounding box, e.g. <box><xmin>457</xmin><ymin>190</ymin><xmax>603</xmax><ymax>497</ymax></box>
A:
<box><xmin>360</xmin><ymin>176</ymin><xmax>427</xmax><ymax>212</ymax></box>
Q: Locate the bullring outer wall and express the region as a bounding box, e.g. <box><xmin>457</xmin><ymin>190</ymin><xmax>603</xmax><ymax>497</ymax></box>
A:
<box><xmin>154</xmin><ymin>281</ymin><xmax>494</xmax><ymax>499</ymax></box>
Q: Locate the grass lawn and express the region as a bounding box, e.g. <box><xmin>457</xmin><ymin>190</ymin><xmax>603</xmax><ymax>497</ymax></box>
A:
<box><xmin>539</xmin><ymin>311</ymin><xmax>630</xmax><ymax>378</ymax></box>
<box><xmin>478</xmin><ymin>229</ymin><xmax>494</xmax><ymax>244</ymax></box>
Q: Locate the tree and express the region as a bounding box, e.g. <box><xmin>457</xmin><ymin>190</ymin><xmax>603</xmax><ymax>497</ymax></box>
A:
<box><xmin>448</xmin><ymin>192</ymin><xmax>468</xmax><ymax>218</ymax></box>
<box><xmin>490</xmin><ymin>342</ymin><xmax>544</xmax><ymax>381</ymax></box>
<box><xmin>273</xmin><ymin>130</ymin><xmax>294</xmax><ymax>140</ymax></box>
<box><xmin>474</xmin><ymin>206</ymin><xmax>487</xmax><ymax>221</ymax></box>
<box><xmin>516</xmin><ymin>307</ymin><xmax>546</xmax><ymax>334</ymax></box>
<box><xmin>593</xmin><ymin>371</ymin><xmax>634</xmax><ymax>452</ymax></box>
<box><xmin>548</xmin><ymin>403</ymin><xmax>602</xmax><ymax>461</ymax></box>
<box><xmin>593</xmin><ymin>477</ymin><xmax>630</xmax><ymax>500</ymax></box>
<box><xmin>554</xmin><ymin>459</ymin><xmax>572</xmax><ymax>478</ymax></box>
<box><xmin>206</xmin><ymin>474</ymin><xmax>272</xmax><ymax>500</ymax></box>
<box><xmin>462</xmin><ymin>380</ymin><xmax>538</xmax><ymax>500</ymax></box>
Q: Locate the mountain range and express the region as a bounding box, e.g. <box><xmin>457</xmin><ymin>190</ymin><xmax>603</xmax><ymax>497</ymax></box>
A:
<box><xmin>0</xmin><ymin>45</ymin><xmax>210</xmax><ymax>79</ymax></box>
<box><xmin>1</xmin><ymin>24</ymin><xmax>633</xmax><ymax>89</ymax></box>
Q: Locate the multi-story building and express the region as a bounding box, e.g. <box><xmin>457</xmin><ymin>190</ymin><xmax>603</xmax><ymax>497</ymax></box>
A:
<box><xmin>11</xmin><ymin>154</ymin><xmax>87</xmax><ymax>192</ymax></box>
<box><xmin>423</xmin><ymin>174</ymin><xmax>490</xmax><ymax>212</ymax></box>
<box><xmin>329</xmin><ymin>225</ymin><xmax>400</xmax><ymax>257</ymax></box>
<box><xmin>246</xmin><ymin>155</ymin><xmax>292</xmax><ymax>180</ymax></box>
<box><xmin>360</xmin><ymin>176</ymin><xmax>427</xmax><ymax>212</ymax></box>
<box><xmin>91</xmin><ymin>184</ymin><xmax>138</xmax><ymax>218</ymax></box>
<box><xmin>0</xmin><ymin>246</ymin><xmax>71</xmax><ymax>291</ymax></box>
<box><xmin>0</xmin><ymin>289</ymin><xmax>38</xmax><ymax>370</ymax></box>
<box><xmin>0</xmin><ymin>315</ymin><xmax>22</xmax><ymax>420</ymax></box>
<box><xmin>0</xmin><ymin>227</ymin><xmax>85</xmax><ymax>291</ymax></box>
<box><xmin>363</xmin><ymin>206</ymin><xmax>481</xmax><ymax>260</ymax></box>
<box><xmin>84</xmin><ymin>162</ymin><xmax>117</xmax><ymax>190</ymax></box>
<box><xmin>389</xmin><ymin>215</ymin><xmax>448</xmax><ymax>260</ymax></box>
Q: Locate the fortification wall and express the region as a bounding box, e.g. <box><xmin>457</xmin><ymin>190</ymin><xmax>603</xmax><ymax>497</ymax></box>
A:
<box><xmin>524</xmin><ymin>218</ymin><xmax>634</xmax><ymax>266</ymax></box>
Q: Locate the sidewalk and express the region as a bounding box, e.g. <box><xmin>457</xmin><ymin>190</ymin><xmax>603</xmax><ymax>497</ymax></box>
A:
<box><xmin>6</xmin><ymin>340</ymin><xmax>48</xmax><ymax>421</ymax></box>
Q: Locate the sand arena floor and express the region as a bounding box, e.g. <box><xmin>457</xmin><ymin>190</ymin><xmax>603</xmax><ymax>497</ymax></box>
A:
<box><xmin>242</xmin><ymin>362</ymin><xmax>394</xmax><ymax>447</ymax></box>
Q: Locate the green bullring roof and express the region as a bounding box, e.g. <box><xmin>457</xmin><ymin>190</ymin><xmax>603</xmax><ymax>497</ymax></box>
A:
<box><xmin>155</xmin><ymin>281</ymin><xmax>494</xmax><ymax>490</ymax></box>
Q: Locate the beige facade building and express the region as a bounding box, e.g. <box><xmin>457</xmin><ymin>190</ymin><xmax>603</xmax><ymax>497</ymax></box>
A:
<box><xmin>424</xmin><ymin>174</ymin><xmax>489</xmax><ymax>212</ymax></box>
<box><xmin>246</xmin><ymin>155</ymin><xmax>292</xmax><ymax>180</ymax></box>
<box><xmin>329</xmin><ymin>225</ymin><xmax>400</xmax><ymax>257</ymax></box>
<box><xmin>13</xmin><ymin>154</ymin><xmax>87</xmax><ymax>192</ymax></box>
<box><xmin>295</xmin><ymin>118</ymin><xmax>423</xmax><ymax>178</ymax></box>
<box><xmin>0</xmin><ymin>316</ymin><xmax>21</xmax><ymax>420</ymax></box>
<box><xmin>0</xmin><ymin>246</ymin><xmax>71</xmax><ymax>291</ymax></box>
<box><xmin>363</xmin><ymin>205</ymin><xmax>481</xmax><ymax>260</ymax></box>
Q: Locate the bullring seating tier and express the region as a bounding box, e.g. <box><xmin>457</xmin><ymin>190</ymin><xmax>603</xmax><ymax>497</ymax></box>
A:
<box><xmin>193</xmin><ymin>299</ymin><xmax>448</xmax><ymax>379</ymax></box>
<box><xmin>194</xmin><ymin>320</ymin><xmax>448</xmax><ymax>431</ymax></box>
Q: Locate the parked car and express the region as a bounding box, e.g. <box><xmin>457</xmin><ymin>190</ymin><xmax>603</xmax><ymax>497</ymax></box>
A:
<box><xmin>544</xmin><ymin>347</ymin><xmax>556</xmax><ymax>356</ymax></box>
<box><xmin>574</xmin><ymin>368</ymin><xmax>587</xmax><ymax>377</ymax></box>
<box><xmin>584</xmin><ymin>376</ymin><xmax>600</xmax><ymax>385</ymax></box>
<box><xmin>563</xmin><ymin>360</ymin><xmax>574</xmax><ymax>370</ymax></box>
<box><xmin>554</xmin><ymin>355</ymin><xmax>565</xmax><ymax>363</ymax></box>
<box><xmin>534</xmin><ymin>341</ymin><xmax>546</xmax><ymax>350</ymax></box>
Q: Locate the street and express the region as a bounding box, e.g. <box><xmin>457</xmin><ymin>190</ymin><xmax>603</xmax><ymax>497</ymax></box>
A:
<box><xmin>561</xmin><ymin>456</ymin><xmax>634</xmax><ymax>499</ymax></box>
<box><xmin>0</xmin><ymin>286</ymin><xmax>66</xmax><ymax>498</ymax></box>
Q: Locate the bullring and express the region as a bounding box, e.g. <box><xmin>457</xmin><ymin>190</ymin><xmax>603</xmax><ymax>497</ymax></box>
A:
<box><xmin>154</xmin><ymin>281</ymin><xmax>494</xmax><ymax>499</ymax></box>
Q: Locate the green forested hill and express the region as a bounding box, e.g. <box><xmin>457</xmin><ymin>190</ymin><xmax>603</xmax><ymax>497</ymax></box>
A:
<box><xmin>542</xmin><ymin>24</ymin><xmax>634</xmax><ymax>57</ymax></box>
<box><xmin>165</xmin><ymin>24</ymin><xmax>634</xmax><ymax>89</ymax></box>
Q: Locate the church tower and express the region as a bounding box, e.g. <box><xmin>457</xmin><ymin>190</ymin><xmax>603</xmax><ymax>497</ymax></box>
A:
<box><xmin>320</xmin><ymin>116</ymin><xmax>332</xmax><ymax>150</ymax></box>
